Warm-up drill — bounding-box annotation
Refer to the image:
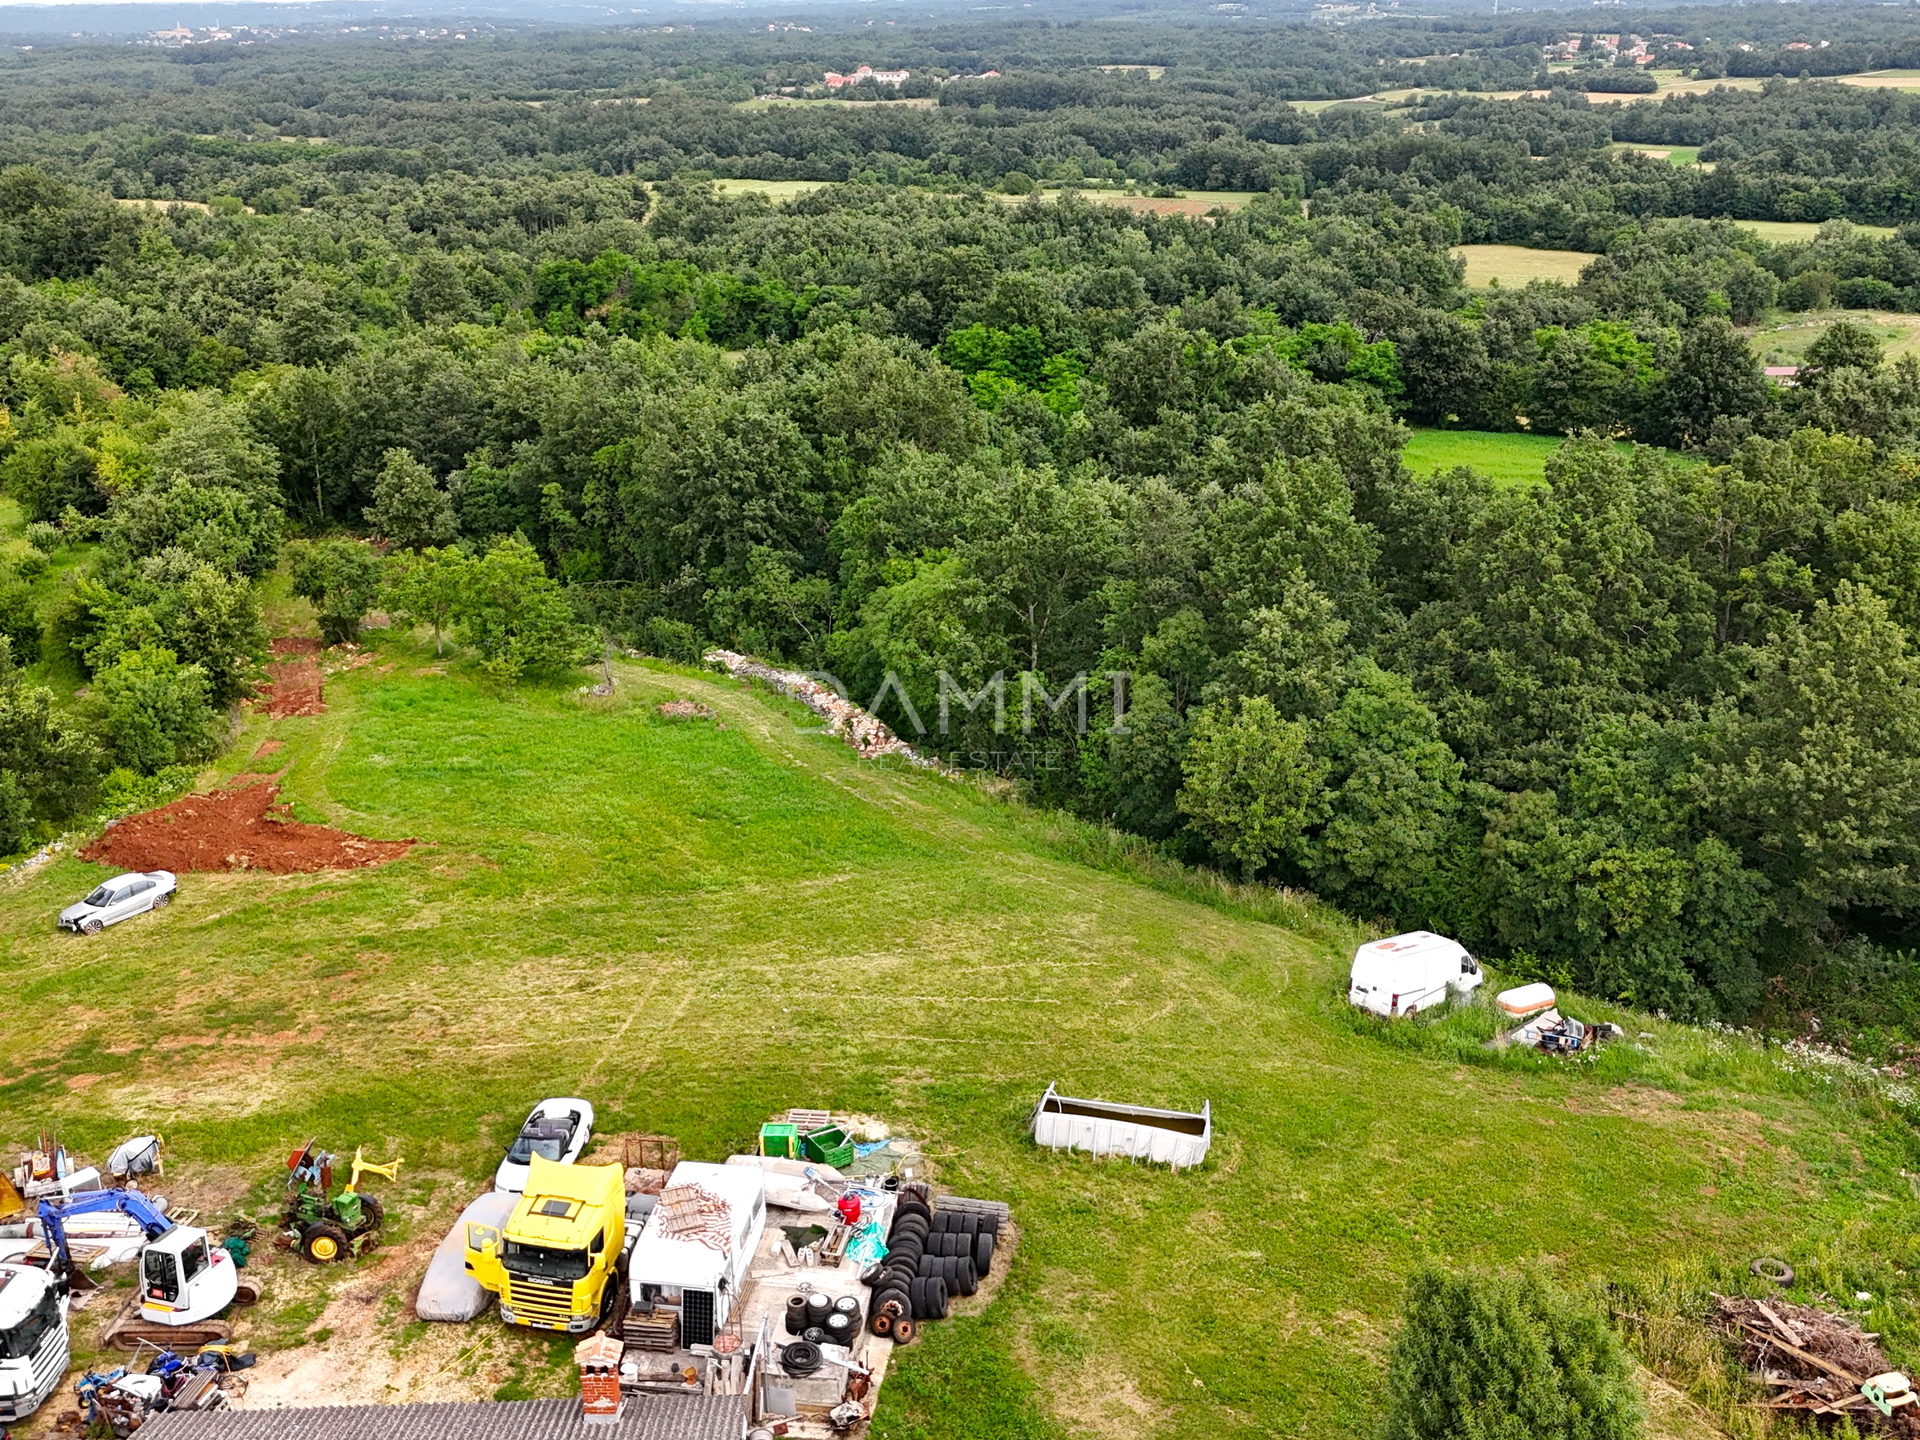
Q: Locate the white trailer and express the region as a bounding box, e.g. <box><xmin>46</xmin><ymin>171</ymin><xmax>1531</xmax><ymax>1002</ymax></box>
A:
<box><xmin>1347</xmin><ymin>931</ymin><xmax>1482</xmax><ymax>1017</ymax></box>
<box><xmin>0</xmin><ymin>1263</ymin><xmax>69</xmax><ymax>1424</ymax></box>
<box><xmin>626</xmin><ymin>1162</ymin><xmax>766</xmax><ymax>1349</ymax></box>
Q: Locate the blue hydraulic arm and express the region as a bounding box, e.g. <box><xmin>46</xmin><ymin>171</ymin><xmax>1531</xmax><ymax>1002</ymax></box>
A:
<box><xmin>37</xmin><ymin>1190</ymin><xmax>174</xmax><ymax>1279</ymax></box>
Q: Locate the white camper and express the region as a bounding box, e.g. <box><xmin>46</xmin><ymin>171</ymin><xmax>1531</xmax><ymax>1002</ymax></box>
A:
<box><xmin>1348</xmin><ymin>931</ymin><xmax>1482</xmax><ymax>1017</ymax></box>
<box><xmin>625</xmin><ymin>1162</ymin><xmax>766</xmax><ymax>1349</ymax></box>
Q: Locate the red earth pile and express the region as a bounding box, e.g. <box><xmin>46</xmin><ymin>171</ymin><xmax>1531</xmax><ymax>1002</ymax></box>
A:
<box><xmin>263</xmin><ymin>637</ymin><xmax>325</xmax><ymax>718</ymax></box>
<box><xmin>80</xmin><ymin>782</ymin><xmax>415</xmax><ymax>874</ymax></box>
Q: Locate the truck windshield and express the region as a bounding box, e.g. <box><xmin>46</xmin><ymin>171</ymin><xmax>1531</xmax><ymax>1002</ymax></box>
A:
<box><xmin>0</xmin><ymin>1288</ymin><xmax>60</xmax><ymax>1361</ymax></box>
<box><xmin>501</xmin><ymin>1241</ymin><xmax>590</xmax><ymax>1282</ymax></box>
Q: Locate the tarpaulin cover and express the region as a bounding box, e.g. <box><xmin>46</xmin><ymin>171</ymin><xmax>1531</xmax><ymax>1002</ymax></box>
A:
<box><xmin>417</xmin><ymin>1191</ymin><xmax>515</xmax><ymax>1322</ymax></box>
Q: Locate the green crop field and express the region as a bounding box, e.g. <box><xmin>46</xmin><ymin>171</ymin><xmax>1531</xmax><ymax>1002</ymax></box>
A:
<box><xmin>4</xmin><ymin>626</ymin><xmax>1919</xmax><ymax>1439</ymax></box>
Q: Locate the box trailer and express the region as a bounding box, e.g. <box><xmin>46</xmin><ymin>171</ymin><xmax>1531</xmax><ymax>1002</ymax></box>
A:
<box><xmin>1348</xmin><ymin>931</ymin><xmax>1482</xmax><ymax>1018</ymax></box>
<box><xmin>1028</xmin><ymin>1084</ymin><xmax>1212</xmax><ymax>1169</ymax></box>
<box><xmin>625</xmin><ymin>1162</ymin><xmax>766</xmax><ymax>1350</ymax></box>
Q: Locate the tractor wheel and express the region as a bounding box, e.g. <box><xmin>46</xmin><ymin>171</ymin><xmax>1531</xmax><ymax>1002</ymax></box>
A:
<box><xmin>355</xmin><ymin>1194</ymin><xmax>386</xmax><ymax>1235</ymax></box>
<box><xmin>300</xmin><ymin>1221</ymin><xmax>349</xmax><ymax>1264</ymax></box>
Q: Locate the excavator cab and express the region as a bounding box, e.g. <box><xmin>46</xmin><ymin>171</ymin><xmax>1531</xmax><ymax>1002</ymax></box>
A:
<box><xmin>138</xmin><ymin>1226</ymin><xmax>237</xmax><ymax>1327</ymax></box>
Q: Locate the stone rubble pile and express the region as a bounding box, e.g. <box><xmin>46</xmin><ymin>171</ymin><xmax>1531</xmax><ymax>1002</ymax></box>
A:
<box><xmin>705</xmin><ymin>650</ymin><xmax>943</xmax><ymax>769</ymax></box>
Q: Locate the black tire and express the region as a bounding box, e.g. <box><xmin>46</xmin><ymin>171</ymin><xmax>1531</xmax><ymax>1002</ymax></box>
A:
<box><xmin>354</xmin><ymin>1194</ymin><xmax>385</xmax><ymax>1236</ymax></box>
<box><xmin>891</xmin><ymin>1217</ymin><xmax>929</xmax><ymax>1241</ymax></box>
<box><xmin>923</xmin><ymin>1278</ymin><xmax>949</xmax><ymax>1320</ymax></box>
<box><xmin>825</xmin><ymin>1313</ymin><xmax>854</xmax><ymax>1343</ymax></box>
<box><xmin>976</xmin><ymin>1215</ymin><xmax>1000</xmax><ymax>1238</ymax></box>
<box><xmin>907</xmin><ymin>1278</ymin><xmax>927</xmax><ymax>1314</ymax></box>
<box><xmin>782</xmin><ymin>1342</ymin><xmax>823</xmax><ymax>1377</ymax></box>
<box><xmin>299</xmin><ymin>1220</ymin><xmax>349</xmax><ymax>1264</ymax></box>
<box><xmin>871</xmin><ymin>1309</ymin><xmax>895</xmax><ymax>1338</ymax></box>
<box><xmin>953</xmin><ymin>1258</ymin><xmax>978</xmax><ymax>1296</ymax></box>
<box><xmin>802</xmin><ymin>1326</ymin><xmax>829</xmax><ymax>1346</ymax></box>
<box><xmin>1751</xmin><ymin>1257</ymin><xmax>1795</xmax><ymax>1287</ymax></box>
<box><xmin>974</xmin><ymin>1232</ymin><xmax>994</xmax><ymax>1274</ymax></box>
<box><xmin>929</xmin><ymin>1210</ymin><xmax>952</xmax><ymax>1233</ymax></box>
<box><xmin>914</xmin><ymin>1254</ymin><xmax>938</xmax><ymax>1277</ymax></box>
<box><xmin>81</xmin><ymin>918</ymin><xmax>103</xmax><ymax>936</ymax></box>
<box><xmin>806</xmin><ymin>1294</ymin><xmax>832</xmax><ymax>1326</ymax></box>
<box><xmin>876</xmin><ymin>1290</ymin><xmax>910</xmax><ymax>1321</ymax></box>
<box><xmin>151</xmin><ymin>892</ymin><xmax>171</xmax><ymax>909</ymax></box>
<box><xmin>894</xmin><ymin>1201</ymin><xmax>932</xmax><ymax>1227</ymax></box>
<box><xmin>859</xmin><ymin>1263</ymin><xmax>885</xmax><ymax>1287</ymax></box>
<box><xmin>892</xmin><ymin>1244</ymin><xmax>924</xmax><ymax>1267</ymax></box>
<box><xmin>955</xmin><ymin>1213</ymin><xmax>979</xmax><ymax>1237</ymax></box>
<box><xmin>833</xmin><ymin>1295</ymin><xmax>860</xmax><ymax>1316</ymax></box>
<box><xmin>786</xmin><ymin>1296</ymin><xmax>809</xmax><ymax>1335</ymax></box>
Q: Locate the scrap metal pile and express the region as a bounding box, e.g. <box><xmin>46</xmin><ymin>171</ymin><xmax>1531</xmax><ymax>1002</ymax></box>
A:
<box><xmin>1714</xmin><ymin>1294</ymin><xmax>1919</xmax><ymax>1428</ymax></box>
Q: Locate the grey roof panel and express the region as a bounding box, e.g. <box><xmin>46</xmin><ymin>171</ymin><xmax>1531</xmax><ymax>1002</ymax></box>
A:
<box><xmin>142</xmin><ymin>1394</ymin><xmax>746</xmax><ymax>1440</ymax></box>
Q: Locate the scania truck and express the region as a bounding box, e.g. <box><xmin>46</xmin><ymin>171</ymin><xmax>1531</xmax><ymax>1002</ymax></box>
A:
<box><xmin>463</xmin><ymin>1155</ymin><xmax>625</xmax><ymax>1333</ymax></box>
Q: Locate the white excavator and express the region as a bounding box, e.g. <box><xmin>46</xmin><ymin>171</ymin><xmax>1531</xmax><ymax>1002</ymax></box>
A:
<box><xmin>36</xmin><ymin>1190</ymin><xmax>255</xmax><ymax>1350</ymax></box>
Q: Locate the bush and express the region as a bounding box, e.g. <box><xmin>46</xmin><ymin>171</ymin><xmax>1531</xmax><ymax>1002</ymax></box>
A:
<box><xmin>1385</xmin><ymin>1266</ymin><xmax>1643</xmax><ymax>1440</ymax></box>
<box><xmin>91</xmin><ymin>646</ymin><xmax>219</xmax><ymax>775</ymax></box>
<box><xmin>0</xmin><ymin>568</ymin><xmax>39</xmax><ymax>661</ymax></box>
<box><xmin>1836</xmin><ymin>276</ymin><xmax>1898</xmax><ymax>309</ymax></box>
<box><xmin>289</xmin><ymin>538</ymin><xmax>386</xmax><ymax>646</ymax></box>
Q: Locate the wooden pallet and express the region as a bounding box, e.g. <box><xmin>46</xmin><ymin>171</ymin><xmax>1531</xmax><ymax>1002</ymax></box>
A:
<box><xmin>622</xmin><ymin>1309</ymin><xmax>679</xmax><ymax>1351</ymax></box>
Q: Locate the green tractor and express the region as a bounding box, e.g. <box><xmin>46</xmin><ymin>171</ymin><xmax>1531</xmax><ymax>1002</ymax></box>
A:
<box><xmin>283</xmin><ymin>1140</ymin><xmax>403</xmax><ymax>1264</ymax></box>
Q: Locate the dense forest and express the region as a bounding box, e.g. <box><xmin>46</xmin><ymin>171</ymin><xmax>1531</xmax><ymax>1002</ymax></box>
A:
<box><xmin>8</xmin><ymin>3</ymin><xmax>1920</xmax><ymax>1037</ymax></box>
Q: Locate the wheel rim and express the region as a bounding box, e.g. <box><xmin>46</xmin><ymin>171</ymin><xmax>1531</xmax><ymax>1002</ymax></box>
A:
<box><xmin>310</xmin><ymin>1235</ymin><xmax>339</xmax><ymax>1261</ymax></box>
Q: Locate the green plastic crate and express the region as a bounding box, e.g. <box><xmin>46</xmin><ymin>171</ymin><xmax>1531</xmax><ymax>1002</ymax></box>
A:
<box><xmin>759</xmin><ymin>1123</ymin><xmax>799</xmax><ymax>1159</ymax></box>
<box><xmin>801</xmin><ymin>1125</ymin><xmax>854</xmax><ymax>1168</ymax></box>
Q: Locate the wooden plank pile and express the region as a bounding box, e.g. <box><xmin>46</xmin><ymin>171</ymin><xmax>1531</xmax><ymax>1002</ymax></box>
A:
<box><xmin>1714</xmin><ymin>1294</ymin><xmax>1919</xmax><ymax>1429</ymax></box>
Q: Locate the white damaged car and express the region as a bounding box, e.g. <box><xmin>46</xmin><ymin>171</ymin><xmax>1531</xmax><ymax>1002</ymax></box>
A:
<box><xmin>59</xmin><ymin>871</ymin><xmax>177</xmax><ymax>935</ymax></box>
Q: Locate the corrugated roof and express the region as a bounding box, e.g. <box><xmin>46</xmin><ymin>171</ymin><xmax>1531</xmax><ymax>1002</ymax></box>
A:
<box><xmin>142</xmin><ymin>1394</ymin><xmax>747</xmax><ymax>1440</ymax></box>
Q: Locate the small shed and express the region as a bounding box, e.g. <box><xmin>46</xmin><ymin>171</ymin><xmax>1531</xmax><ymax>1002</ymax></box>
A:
<box><xmin>1028</xmin><ymin>1084</ymin><xmax>1211</xmax><ymax>1169</ymax></box>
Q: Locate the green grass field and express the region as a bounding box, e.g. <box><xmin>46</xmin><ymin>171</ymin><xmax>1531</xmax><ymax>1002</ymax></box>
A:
<box><xmin>1450</xmin><ymin>243</ymin><xmax>1596</xmax><ymax>288</ymax></box>
<box><xmin>4</xmin><ymin>619</ymin><xmax>1920</xmax><ymax>1437</ymax></box>
<box><xmin>1749</xmin><ymin>307</ymin><xmax>1920</xmax><ymax>364</ymax></box>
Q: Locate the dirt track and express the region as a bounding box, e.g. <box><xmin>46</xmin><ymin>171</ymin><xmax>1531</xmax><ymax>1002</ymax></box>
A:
<box><xmin>263</xmin><ymin>637</ymin><xmax>325</xmax><ymax>718</ymax></box>
<box><xmin>80</xmin><ymin>782</ymin><xmax>415</xmax><ymax>874</ymax></box>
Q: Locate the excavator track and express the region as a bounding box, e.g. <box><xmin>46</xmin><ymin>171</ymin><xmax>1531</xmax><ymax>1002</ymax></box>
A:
<box><xmin>99</xmin><ymin>1297</ymin><xmax>233</xmax><ymax>1352</ymax></box>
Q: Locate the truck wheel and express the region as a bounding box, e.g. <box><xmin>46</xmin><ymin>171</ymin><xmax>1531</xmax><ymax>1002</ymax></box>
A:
<box><xmin>301</xmin><ymin>1221</ymin><xmax>349</xmax><ymax>1263</ymax></box>
<box><xmin>891</xmin><ymin>1317</ymin><xmax>915</xmax><ymax>1344</ymax></box>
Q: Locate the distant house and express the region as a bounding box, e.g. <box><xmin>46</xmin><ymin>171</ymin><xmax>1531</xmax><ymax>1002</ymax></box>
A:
<box><xmin>149</xmin><ymin>23</ymin><xmax>193</xmax><ymax>40</ymax></box>
<box><xmin>824</xmin><ymin>65</ymin><xmax>910</xmax><ymax>89</ymax></box>
<box><xmin>1765</xmin><ymin>366</ymin><xmax>1802</xmax><ymax>386</ymax></box>
<box><xmin>143</xmin><ymin>1396</ymin><xmax>748</xmax><ymax>1440</ymax></box>
<box><xmin>1785</xmin><ymin>41</ymin><xmax>1813</xmax><ymax>51</ymax></box>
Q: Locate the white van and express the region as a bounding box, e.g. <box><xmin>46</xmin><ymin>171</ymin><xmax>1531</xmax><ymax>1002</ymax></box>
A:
<box><xmin>1348</xmin><ymin>932</ymin><xmax>1482</xmax><ymax>1017</ymax></box>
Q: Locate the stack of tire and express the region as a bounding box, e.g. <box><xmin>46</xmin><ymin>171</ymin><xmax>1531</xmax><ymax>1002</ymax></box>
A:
<box><xmin>863</xmin><ymin>1193</ymin><xmax>1005</xmax><ymax>1344</ymax></box>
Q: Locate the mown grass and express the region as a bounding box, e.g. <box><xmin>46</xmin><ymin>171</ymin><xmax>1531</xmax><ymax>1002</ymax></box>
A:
<box><xmin>4</xmin><ymin>632</ymin><xmax>1920</xmax><ymax>1437</ymax></box>
<box><xmin>1451</xmin><ymin>243</ymin><xmax>1597</xmax><ymax>288</ymax></box>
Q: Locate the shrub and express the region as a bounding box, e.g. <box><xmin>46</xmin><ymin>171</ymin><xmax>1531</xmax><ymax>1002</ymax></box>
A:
<box><xmin>1384</xmin><ymin>1266</ymin><xmax>1643</xmax><ymax>1440</ymax></box>
<box><xmin>92</xmin><ymin>646</ymin><xmax>219</xmax><ymax>775</ymax></box>
<box><xmin>289</xmin><ymin>537</ymin><xmax>386</xmax><ymax>646</ymax></box>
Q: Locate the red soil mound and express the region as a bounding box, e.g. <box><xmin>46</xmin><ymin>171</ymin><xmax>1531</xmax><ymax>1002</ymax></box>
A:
<box><xmin>80</xmin><ymin>782</ymin><xmax>415</xmax><ymax>875</ymax></box>
<box><xmin>264</xmin><ymin>637</ymin><xmax>325</xmax><ymax>718</ymax></box>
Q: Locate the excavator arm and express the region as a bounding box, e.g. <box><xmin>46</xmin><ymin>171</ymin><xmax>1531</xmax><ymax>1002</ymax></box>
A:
<box><xmin>37</xmin><ymin>1190</ymin><xmax>174</xmax><ymax>1280</ymax></box>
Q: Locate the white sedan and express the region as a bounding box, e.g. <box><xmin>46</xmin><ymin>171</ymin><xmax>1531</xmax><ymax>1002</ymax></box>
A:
<box><xmin>494</xmin><ymin>1098</ymin><xmax>596</xmax><ymax>1194</ymax></box>
<box><xmin>59</xmin><ymin>871</ymin><xmax>178</xmax><ymax>935</ymax></box>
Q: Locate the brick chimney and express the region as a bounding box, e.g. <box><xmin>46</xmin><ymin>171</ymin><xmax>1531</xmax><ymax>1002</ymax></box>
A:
<box><xmin>576</xmin><ymin>1334</ymin><xmax>624</xmax><ymax>1424</ymax></box>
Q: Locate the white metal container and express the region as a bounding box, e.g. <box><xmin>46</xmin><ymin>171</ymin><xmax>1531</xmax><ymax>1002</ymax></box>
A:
<box><xmin>1029</xmin><ymin>1084</ymin><xmax>1211</xmax><ymax>1170</ymax></box>
<box><xmin>1496</xmin><ymin>982</ymin><xmax>1556</xmax><ymax>1018</ymax></box>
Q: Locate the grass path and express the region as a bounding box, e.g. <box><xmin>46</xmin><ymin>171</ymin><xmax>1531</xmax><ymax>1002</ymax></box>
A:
<box><xmin>2</xmin><ymin>644</ymin><xmax>1916</xmax><ymax>1437</ymax></box>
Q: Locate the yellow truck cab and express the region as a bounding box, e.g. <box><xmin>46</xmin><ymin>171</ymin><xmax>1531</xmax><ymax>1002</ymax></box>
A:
<box><xmin>464</xmin><ymin>1155</ymin><xmax>625</xmax><ymax>1333</ymax></box>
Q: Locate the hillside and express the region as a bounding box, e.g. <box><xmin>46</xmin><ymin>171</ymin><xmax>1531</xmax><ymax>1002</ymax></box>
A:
<box><xmin>3</xmin><ymin>632</ymin><xmax>1915</xmax><ymax>1439</ymax></box>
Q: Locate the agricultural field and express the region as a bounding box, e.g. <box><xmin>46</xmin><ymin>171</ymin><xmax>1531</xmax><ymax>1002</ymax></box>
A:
<box><xmin>1608</xmin><ymin>143</ymin><xmax>1704</xmax><ymax>167</ymax></box>
<box><xmin>710</xmin><ymin>178</ymin><xmax>834</xmax><ymax>201</ymax></box>
<box><xmin>1401</xmin><ymin>428</ymin><xmax>1672</xmax><ymax>487</ymax></box>
<box><xmin>3</xmin><ymin>618</ymin><xmax>1917</xmax><ymax>1439</ymax></box>
<box><xmin>1732</xmin><ymin>218</ymin><xmax>1898</xmax><ymax>243</ymax></box>
<box><xmin>1450</xmin><ymin>243</ymin><xmax>1596</xmax><ymax>288</ymax></box>
<box><xmin>1747</xmin><ymin>308</ymin><xmax>1920</xmax><ymax>364</ymax></box>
